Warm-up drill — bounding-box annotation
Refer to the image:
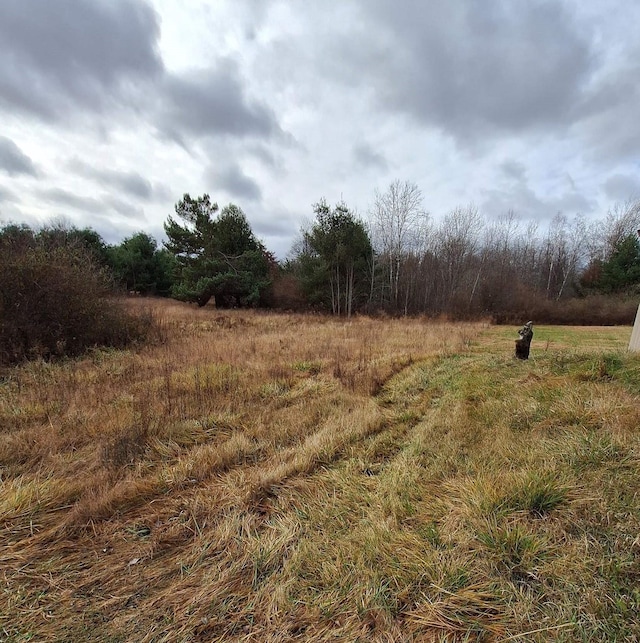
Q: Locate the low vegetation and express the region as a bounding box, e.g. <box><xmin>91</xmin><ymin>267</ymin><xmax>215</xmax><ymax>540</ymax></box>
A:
<box><xmin>0</xmin><ymin>228</ymin><xmax>152</xmax><ymax>366</ymax></box>
<box><xmin>1</xmin><ymin>300</ymin><xmax>639</xmax><ymax>641</ymax></box>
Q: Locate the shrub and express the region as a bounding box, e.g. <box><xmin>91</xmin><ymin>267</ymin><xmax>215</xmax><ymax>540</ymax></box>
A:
<box><xmin>0</xmin><ymin>227</ymin><xmax>151</xmax><ymax>365</ymax></box>
<box><xmin>493</xmin><ymin>294</ymin><xmax>637</xmax><ymax>326</ymax></box>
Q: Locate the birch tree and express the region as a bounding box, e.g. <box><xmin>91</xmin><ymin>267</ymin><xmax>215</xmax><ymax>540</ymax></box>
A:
<box><xmin>370</xmin><ymin>180</ymin><xmax>427</xmax><ymax>311</ymax></box>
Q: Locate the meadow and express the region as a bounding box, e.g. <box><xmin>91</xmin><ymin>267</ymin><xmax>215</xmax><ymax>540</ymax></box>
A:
<box><xmin>1</xmin><ymin>299</ymin><xmax>639</xmax><ymax>642</ymax></box>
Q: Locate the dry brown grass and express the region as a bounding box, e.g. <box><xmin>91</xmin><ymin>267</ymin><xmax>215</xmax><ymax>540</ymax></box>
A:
<box><xmin>1</xmin><ymin>300</ymin><xmax>639</xmax><ymax>641</ymax></box>
<box><xmin>1</xmin><ymin>300</ymin><xmax>480</xmax><ymax>641</ymax></box>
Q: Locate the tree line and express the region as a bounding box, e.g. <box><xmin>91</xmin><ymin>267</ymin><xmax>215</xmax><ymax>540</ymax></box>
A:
<box><xmin>288</xmin><ymin>183</ymin><xmax>640</xmax><ymax>323</ymax></box>
<box><xmin>2</xmin><ymin>182</ymin><xmax>640</xmax><ymax>325</ymax></box>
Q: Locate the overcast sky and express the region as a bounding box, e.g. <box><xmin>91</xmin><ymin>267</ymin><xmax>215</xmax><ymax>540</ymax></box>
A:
<box><xmin>1</xmin><ymin>0</ymin><xmax>639</xmax><ymax>258</ymax></box>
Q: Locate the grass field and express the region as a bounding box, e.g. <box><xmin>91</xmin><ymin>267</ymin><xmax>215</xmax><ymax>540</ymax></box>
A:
<box><xmin>1</xmin><ymin>299</ymin><xmax>639</xmax><ymax>642</ymax></box>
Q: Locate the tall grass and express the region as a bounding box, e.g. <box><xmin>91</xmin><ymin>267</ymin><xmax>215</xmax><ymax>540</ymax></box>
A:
<box><xmin>1</xmin><ymin>301</ymin><xmax>638</xmax><ymax>641</ymax></box>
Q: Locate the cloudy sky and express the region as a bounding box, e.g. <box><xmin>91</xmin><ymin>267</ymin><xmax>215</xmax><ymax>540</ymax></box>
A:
<box><xmin>1</xmin><ymin>0</ymin><xmax>639</xmax><ymax>258</ymax></box>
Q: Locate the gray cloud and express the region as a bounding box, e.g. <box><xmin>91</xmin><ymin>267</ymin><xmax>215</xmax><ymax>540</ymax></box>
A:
<box><xmin>575</xmin><ymin>59</ymin><xmax>640</xmax><ymax>162</ymax></box>
<box><xmin>253</xmin><ymin>214</ymin><xmax>298</xmax><ymax>238</ymax></box>
<box><xmin>500</xmin><ymin>160</ymin><xmax>526</xmax><ymax>181</ymax></box>
<box><xmin>482</xmin><ymin>162</ymin><xmax>595</xmax><ymax>221</ymax></box>
<box><xmin>603</xmin><ymin>174</ymin><xmax>640</xmax><ymax>202</ymax></box>
<box><xmin>67</xmin><ymin>158</ymin><xmax>155</xmax><ymax>200</ymax></box>
<box><xmin>353</xmin><ymin>142</ymin><xmax>388</xmax><ymax>171</ymax></box>
<box><xmin>108</xmin><ymin>172</ymin><xmax>153</xmax><ymax>200</ymax></box>
<box><xmin>0</xmin><ymin>184</ymin><xmax>18</xmax><ymax>203</ymax></box>
<box><xmin>0</xmin><ymin>136</ymin><xmax>38</xmax><ymax>176</ymax></box>
<box><xmin>247</xmin><ymin>144</ymin><xmax>278</xmax><ymax>169</ymax></box>
<box><xmin>0</xmin><ymin>0</ymin><xmax>283</xmax><ymax>151</ymax></box>
<box><xmin>37</xmin><ymin>186</ymin><xmax>146</xmax><ymax>224</ymax></box>
<box><xmin>210</xmin><ymin>162</ymin><xmax>262</xmax><ymax>202</ymax></box>
<box><xmin>0</xmin><ymin>0</ymin><xmax>162</xmax><ymax>120</ymax></box>
<box><xmin>103</xmin><ymin>194</ymin><xmax>146</xmax><ymax>221</ymax></box>
<box><xmin>158</xmin><ymin>61</ymin><xmax>278</xmax><ymax>142</ymax></box>
<box><xmin>252</xmin><ymin>211</ymin><xmax>301</xmax><ymax>259</ymax></box>
<box><xmin>0</xmin><ymin>204</ymin><xmax>39</xmax><ymax>230</ymax></box>
<box><xmin>38</xmin><ymin>187</ymin><xmax>109</xmax><ymax>214</ymax></box>
<box><xmin>1</xmin><ymin>1</ymin><xmax>637</xmax><ymax>256</ymax></box>
<box><xmin>323</xmin><ymin>1</ymin><xmax>593</xmax><ymax>143</ymax></box>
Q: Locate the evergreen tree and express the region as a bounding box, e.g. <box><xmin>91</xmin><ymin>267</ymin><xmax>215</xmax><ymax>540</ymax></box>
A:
<box><xmin>110</xmin><ymin>232</ymin><xmax>175</xmax><ymax>295</ymax></box>
<box><xmin>164</xmin><ymin>194</ymin><xmax>270</xmax><ymax>307</ymax></box>
<box><xmin>298</xmin><ymin>199</ymin><xmax>373</xmax><ymax>316</ymax></box>
<box><xmin>597</xmin><ymin>233</ymin><xmax>640</xmax><ymax>292</ymax></box>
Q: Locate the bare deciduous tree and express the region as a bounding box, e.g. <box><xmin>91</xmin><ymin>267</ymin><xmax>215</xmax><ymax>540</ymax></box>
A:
<box><xmin>592</xmin><ymin>199</ymin><xmax>640</xmax><ymax>262</ymax></box>
<box><xmin>435</xmin><ymin>204</ymin><xmax>483</xmax><ymax>309</ymax></box>
<box><xmin>370</xmin><ymin>180</ymin><xmax>428</xmax><ymax>311</ymax></box>
<box><xmin>539</xmin><ymin>213</ymin><xmax>588</xmax><ymax>300</ymax></box>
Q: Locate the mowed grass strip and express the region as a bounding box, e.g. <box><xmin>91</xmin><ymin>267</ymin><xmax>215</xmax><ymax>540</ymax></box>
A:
<box><xmin>1</xmin><ymin>301</ymin><xmax>639</xmax><ymax>641</ymax></box>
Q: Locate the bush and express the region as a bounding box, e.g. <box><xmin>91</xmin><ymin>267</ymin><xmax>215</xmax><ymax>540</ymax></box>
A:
<box><xmin>493</xmin><ymin>295</ymin><xmax>637</xmax><ymax>326</ymax></box>
<box><xmin>0</xmin><ymin>228</ymin><xmax>151</xmax><ymax>365</ymax></box>
<box><xmin>268</xmin><ymin>272</ymin><xmax>307</xmax><ymax>310</ymax></box>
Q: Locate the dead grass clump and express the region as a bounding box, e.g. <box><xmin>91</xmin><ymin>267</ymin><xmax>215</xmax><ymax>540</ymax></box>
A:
<box><xmin>506</xmin><ymin>471</ymin><xmax>569</xmax><ymax>517</ymax></box>
<box><xmin>406</xmin><ymin>583</ymin><xmax>507</xmax><ymax>639</ymax></box>
<box><xmin>62</xmin><ymin>474</ymin><xmax>165</xmax><ymax>532</ymax></box>
<box><xmin>477</xmin><ymin>520</ymin><xmax>549</xmax><ymax>583</ymax></box>
<box><xmin>101</xmin><ymin>421</ymin><xmax>156</xmax><ymax>469</ymax></box>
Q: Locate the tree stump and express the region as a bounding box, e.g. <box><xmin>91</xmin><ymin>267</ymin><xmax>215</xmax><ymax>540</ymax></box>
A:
<box><xmin>515</xmin><ymin>321</ymin><xmax>533</xmax><ymax>359</ymax></box>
